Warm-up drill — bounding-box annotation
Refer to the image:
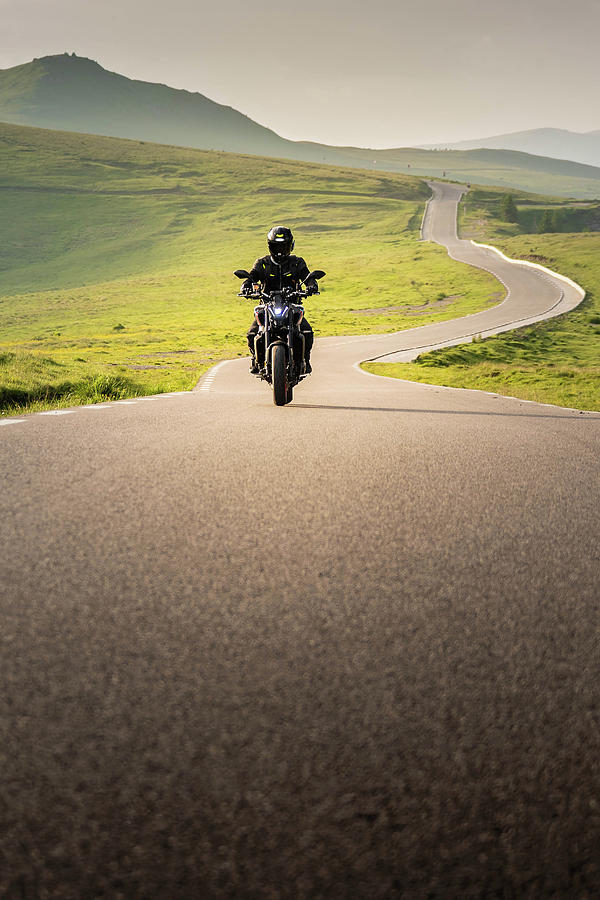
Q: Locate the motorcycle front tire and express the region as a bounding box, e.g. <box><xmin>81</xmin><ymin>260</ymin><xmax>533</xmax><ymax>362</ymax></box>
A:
<box><xmin>272</xmin><ymin>344</ymin><xmax>287</xmax><ymax>406</ymax></box>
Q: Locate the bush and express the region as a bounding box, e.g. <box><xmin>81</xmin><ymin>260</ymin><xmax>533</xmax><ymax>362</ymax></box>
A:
<box><xmin>500</xmin><ymin>194</ymin><xmax>519</xmax><ymax>223</ymax></box>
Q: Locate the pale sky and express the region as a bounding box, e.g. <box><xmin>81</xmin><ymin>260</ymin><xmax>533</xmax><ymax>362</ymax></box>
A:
<box><xmin>2</xmin><ymin>0</ymin><xmax>599</xmax><ymax>147</ymax></box>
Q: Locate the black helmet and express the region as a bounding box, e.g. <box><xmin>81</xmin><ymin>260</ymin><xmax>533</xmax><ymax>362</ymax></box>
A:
<box><xmin>267</xmin><ymin>225</ymin><xmax>294</xmax><ymax>263</ymax></box>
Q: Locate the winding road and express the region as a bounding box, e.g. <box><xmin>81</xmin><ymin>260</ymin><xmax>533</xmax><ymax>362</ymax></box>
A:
<box><xmin>2</xmin><ymin>183</ymin><xmax>599</xmax><ymax>897</ymax></box>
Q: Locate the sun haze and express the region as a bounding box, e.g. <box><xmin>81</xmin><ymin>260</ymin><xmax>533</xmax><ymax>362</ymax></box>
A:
<box><xmin>1</xmin><ymin>0</ymin><xmax>599</xmax><ymax>147</ymax></box>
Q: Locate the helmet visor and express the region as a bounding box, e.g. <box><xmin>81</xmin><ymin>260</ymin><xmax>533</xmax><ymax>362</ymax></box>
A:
<box><xmin>268</xmin><ymin>237</ymin><xmax>293</xmax><ymax>260</ymax></box>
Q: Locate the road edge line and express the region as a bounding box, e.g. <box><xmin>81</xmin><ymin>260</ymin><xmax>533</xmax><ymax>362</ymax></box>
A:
<box><xmin>194</xmin><ymin>358</ymin><xmax>237</xmax><ymax>392</ymax></box>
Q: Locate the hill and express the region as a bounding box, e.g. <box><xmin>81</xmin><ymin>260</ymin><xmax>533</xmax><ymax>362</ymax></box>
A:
<box><xmin>308</xmin><ymin>145</ymin><xmax>600</xmax><ymax>200</ymax></box>
<box><xmin>2</xmin><ymin>54</ymin><xmax>600</xmax><ymax>199</ymax></box>
<box><xmin>429</xmin><ymin>128</ymin><xmax>600</xmax><ymax>169</ymax></box>
<box><xmin>0</xmin><ymin>53</ymin><xmax>287</xmax><ymax>158</ymax></box>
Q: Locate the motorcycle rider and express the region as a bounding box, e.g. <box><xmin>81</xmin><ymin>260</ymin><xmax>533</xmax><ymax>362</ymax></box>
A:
<box><xmin>241</xmin><ymin>225</ymin><xmax>318</xmax><ymax>374</ymax></box>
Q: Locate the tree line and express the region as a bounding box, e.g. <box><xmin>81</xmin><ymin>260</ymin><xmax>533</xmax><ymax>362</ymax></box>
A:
<box><xmin>500</xmin><ymin>195</ymin><xmax>564</xmax><ymax>233</ymax></box>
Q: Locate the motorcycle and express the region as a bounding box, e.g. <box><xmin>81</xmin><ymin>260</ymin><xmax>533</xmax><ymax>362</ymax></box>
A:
<box><xmin>233</xmin><ymin>269</ymin><xmax>326</xmax><ymax>406</ymax></box>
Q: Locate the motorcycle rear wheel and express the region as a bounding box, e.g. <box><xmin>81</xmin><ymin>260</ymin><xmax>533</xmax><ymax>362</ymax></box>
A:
<box><xmin>272</xmin><ymin>344</ymin><xmax>287</xmax><ymax>406</ymax></box>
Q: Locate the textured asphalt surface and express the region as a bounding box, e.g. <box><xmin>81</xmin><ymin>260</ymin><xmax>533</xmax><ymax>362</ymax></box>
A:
<box><xmin>2</xmin><ymin>184</ymin><xmax>599</xmax><ymax>898</ymax></box>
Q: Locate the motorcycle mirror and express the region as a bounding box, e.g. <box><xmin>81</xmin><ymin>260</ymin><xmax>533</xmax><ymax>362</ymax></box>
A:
<box><xmin>234</xmin><ymin>269</ymin><xmax>252</xmax><ymax>279</ymax></box>
<box><xmin>307</xmin><ymin>270</ymin><xmax>326</xmax><ymax>281</ymax></box>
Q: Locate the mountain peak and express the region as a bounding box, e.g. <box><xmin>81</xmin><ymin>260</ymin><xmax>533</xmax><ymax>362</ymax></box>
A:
<box><xmin>31</xmin><ymin>53</ymin><xmax>105</xmax><ymax>75</ymax></box>
<box><xmin>37</xmin><ymin>52</ymin><xmax>102</xmax><ymax>67</ymax></box>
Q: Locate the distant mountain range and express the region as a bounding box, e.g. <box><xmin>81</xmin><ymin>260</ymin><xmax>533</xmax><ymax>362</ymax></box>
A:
<box><xmin>2</xmin><ymin>54</ymin><xmax>600</xmax><ymax>198</ymax></box>
<box><xmin>424</xmin><ymin>128</ymin><xmax>600</xmax><ymax>169</ymax></box>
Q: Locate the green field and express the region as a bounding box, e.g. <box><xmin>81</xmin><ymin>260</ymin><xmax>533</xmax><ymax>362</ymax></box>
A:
<box><xmin>364</xmin><ymin>188</ymin><xmax>600</xmax><ymax>411</ymax></box>
<box><xmin>0</xmin><ymin>122</ymin><xmax>502</xmax><ymax>414</ymax></box>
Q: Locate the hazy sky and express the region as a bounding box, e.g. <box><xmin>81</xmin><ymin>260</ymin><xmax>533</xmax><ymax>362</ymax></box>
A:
<box><xmin>2</xmin><ymin>0</ymin><xmax>600</xmax><ymax>147</ymax></box>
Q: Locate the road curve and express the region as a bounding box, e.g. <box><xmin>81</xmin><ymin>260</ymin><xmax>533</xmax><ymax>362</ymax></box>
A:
<box><xmin>1</xmin><ymin>184</ymin><xmax>599</xmax><ymax>897</ymax></box>
<box><xmin>375</xmin><ymin>180</ymin><xmax>585</xmax><ymax>362</ymax></box>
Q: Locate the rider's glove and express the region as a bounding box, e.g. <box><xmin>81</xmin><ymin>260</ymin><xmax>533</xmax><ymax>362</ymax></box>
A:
<box><xmin>241</xmin><ymin>282</ymin><xmax>252</xmax><ymax>295</ymax></box>
<box><xmin>306</xmin><ymin>281</ymin><xmax>319</xmax><ymax>296</ymax></box>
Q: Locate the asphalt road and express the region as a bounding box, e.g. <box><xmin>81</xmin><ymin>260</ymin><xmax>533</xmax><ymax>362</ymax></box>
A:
<box><xmin>1</xmin><ymin>184</ymin><xmax>599</xmax><ymax>898</ymax></box>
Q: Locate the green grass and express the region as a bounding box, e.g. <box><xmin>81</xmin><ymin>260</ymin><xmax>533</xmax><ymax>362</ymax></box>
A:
<box><xmin>0</xmin><ymin>122</ymin><xmax>501</xmax><ymax>415</ymax></box>
<box><xmin>0</xmin><ymin>352</ymin><xmax>148</xmax><ymax>412</ymax></box>
<box><xmin>365</xmin><ymin>188</ymin><xmax>600</xmax><ymax>411</ymax></box>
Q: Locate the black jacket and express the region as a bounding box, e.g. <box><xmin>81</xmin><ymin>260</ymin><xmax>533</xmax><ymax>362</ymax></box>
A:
<box><xmin>243</xmin><ymin>255</ymin><xmax>314</xmax><ymax>293</ymax></box>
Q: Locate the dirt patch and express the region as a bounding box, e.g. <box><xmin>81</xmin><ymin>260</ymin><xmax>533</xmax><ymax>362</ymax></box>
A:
<box><xmin>299</xmin><ymin>223</ymin><xmax>362</xmax><ymax>233</ymax></box>
<box><xmin>352</xmin><ymin>296</ymin><xmax>460</xmax><ymax>316</ymax></box>
<box><xmin>138</xmin><ymin>350</ymin><xmax>197</xmax><ymax>357</ymax></box>
<box><xmin>518</xmin><ymin>254</ymin><xmax>555</xmax><ymax>265</ymax></box>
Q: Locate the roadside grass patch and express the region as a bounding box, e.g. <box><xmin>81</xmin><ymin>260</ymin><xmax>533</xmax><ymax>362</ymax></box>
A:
<box><xmin>364</xmin><ymin>357</ymin><xmax>600</xmax><ymax>412</ymax></box>
<box><xmin>0</xmin><ymin>351</ymin><xmax>150</xmax><ymax>414</ymax></box>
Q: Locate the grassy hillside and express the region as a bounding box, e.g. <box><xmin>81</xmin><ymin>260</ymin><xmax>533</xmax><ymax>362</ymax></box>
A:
<box><xmin>0</xmin><ymin>122</ymin><xmax>502</xmax><ymax>414</ymax></box>
<box><xmin>2</xmin><ymin>54</ymin><xmax>600</xmax><ymax>199</ymax></box>
<box><xmin>364</xmin><ymin>188</ymin><xmax>600</xmax><ymax>412</ymax></box>
<box><xmin>301</xmin><ymin>146</ymin><xmax>600</xmax><ymax>200</ymax></box>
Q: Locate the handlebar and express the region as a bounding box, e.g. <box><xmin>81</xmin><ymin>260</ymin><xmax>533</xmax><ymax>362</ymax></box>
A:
<box><xmin>237</xmin><ymin>288</ymin><xmax>318</xmax><ymax>301</ymax></box>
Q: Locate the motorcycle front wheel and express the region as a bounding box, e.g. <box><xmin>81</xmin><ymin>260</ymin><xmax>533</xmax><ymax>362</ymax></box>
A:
<box><xmin>272</xmin><ymin>344</ymin><xmax>287</xmax><ymax>406</ymax></box>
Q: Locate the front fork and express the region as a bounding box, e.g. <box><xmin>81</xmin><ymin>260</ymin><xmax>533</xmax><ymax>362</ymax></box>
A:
<box><xmin>254</xmin><ymin>318</ymin><xmax>303</xmax><ymax>381</ymax></box>
<box><xmin>255</xmin><ymin>327</ymin><xmax>285</xmax><ymax>383</ymax></box>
